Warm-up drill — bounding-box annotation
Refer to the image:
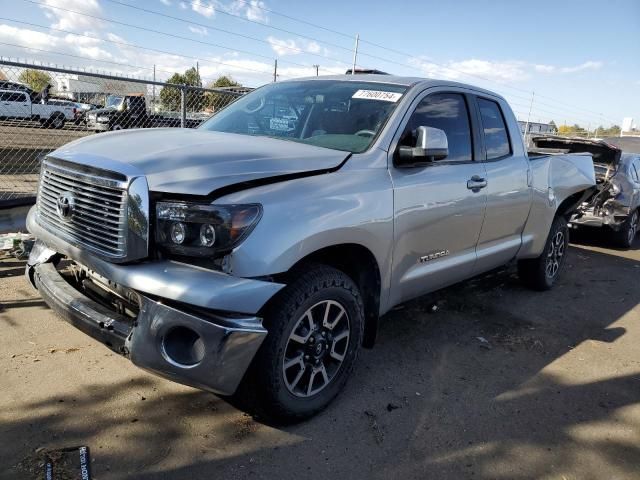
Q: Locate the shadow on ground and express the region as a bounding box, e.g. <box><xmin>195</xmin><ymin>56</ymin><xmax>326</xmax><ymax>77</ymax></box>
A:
<box><xmin>1</xmin><ymin>240</ymin><xmax>639</xmax><ymax>479</ymax></box>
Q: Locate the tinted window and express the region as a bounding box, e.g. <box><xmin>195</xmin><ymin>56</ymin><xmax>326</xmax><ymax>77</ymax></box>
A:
<box><xmin>478</xmin><ymin>98</ymin><xmax>511</xmax><ymax>160</ymax></box>
<box><xmin>401</xmin><ymin>93</ymin><xmax>472</xmax><ymax>162</ymax></box>
<box><xmin>4</xmin><ymin>92</ymin><xmax>26</xmax><ymax>102</ymax></box>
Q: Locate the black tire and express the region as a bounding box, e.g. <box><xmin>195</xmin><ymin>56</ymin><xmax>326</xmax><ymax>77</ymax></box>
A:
<box><xmin>518</xmin><ymin>216</ymin><xmax>569</xmax><ymax>291</ymax></box>
<box><xmin>47</xmin><ymin>114</ymin><xmax>65</xmax><ymax>129</ymax></box>
<box><xmin>111</xmin><ymin>124</ymin><xmax>124</xmax><ymax>131</ymax></box>
<box><xmin>612</xmin><ymin>209</ymin><xmax>638</xmax><ymax>249</ymax></box>
<box><xmin>243</xmin><ymin>265</ymin><xmax>364</xmax><ymax>422</ymax></box>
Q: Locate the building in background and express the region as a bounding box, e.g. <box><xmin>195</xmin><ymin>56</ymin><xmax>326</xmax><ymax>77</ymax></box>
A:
<box><xmin>518</xmin><ymin>121</ymin><xmax>557</xmax><ymax>136</ymax></box>
<box><xmin>621</xmin><ymin>117</ymin><xmax>639</xmax><ymax>137</ymax></box>
<box><xmin>54</xmin><ymin>74</ymin><xmax>146</xmax><ymax>104</ymax></box>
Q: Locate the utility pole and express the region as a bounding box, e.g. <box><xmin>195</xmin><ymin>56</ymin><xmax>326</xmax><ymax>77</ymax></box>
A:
<box><xmin>313</xmin><ymin>64</ymin><xmax>319</xmax><ymax>76</ymax></box>
<box><xmin>196</xmin><ymin>61</ymin><xmax>199</xmax><ymax>78</ymax></box>
<box><xmin>351</xmin><ymin>34</ymin><xmax>359</xmax><ymax>75</ymax></box>
<box><xmin>273</xmin><ymin>59</ymin><xmax>278</xmax><ymax>82</ymax></box>
<box><xmin>523</xmin><ymin>91</ymin><xmax>535</xmax><ymax>146</ymax></box>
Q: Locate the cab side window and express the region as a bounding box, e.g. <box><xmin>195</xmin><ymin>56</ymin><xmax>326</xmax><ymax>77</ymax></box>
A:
<box><xmin>400</xmin><ymin>93</ymin><xmax>473</xmax><ymax>162</ymax></box>
<box><xmin>478</xmin><ymin>98</ymin><xmax>511</xmax><ymax>160</ymax></box>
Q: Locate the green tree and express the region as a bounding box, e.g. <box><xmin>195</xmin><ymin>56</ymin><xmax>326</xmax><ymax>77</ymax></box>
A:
<box><xmin>19</xmin><ymin>69</ymin><xmax>52</xmax><ymax>92</ymax></box>
<box><xmin>205</xmin><ymin>75</ymin><xmax>241</xmax><ymax>111</ymax></box>
<box><xmin>596</xmin><ymin>125</ymin><xmax>621</xmax><ymax>137</ymax></box>
<box><xmin>159</xmin><ymin>67</ymin><xmax>204</xmax><ymax>112</ymax></box>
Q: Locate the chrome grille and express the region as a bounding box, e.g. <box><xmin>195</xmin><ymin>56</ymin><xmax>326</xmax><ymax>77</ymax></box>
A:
<box><xmin>36</xmin><ymin>160</ymin><xmax>128</xmax><ymax>258</ymax></box>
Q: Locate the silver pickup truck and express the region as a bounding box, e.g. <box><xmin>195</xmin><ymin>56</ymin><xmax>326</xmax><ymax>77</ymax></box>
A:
<box><xmin>26</xmin><ymin>76</ymin><xmax>595</xmax><ymax>421</ymax></box>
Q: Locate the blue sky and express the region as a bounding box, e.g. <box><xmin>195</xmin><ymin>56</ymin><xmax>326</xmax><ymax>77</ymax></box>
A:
<box><xmin>1</xmin><ymin>0</ymin><xmax>638</xmax><ymax>127</ymax></box>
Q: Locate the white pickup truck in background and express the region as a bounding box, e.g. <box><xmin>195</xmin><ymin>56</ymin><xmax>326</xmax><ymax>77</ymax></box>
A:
<box><xmin>0</xmin><ymin>89</ymin><xmax>76</xmax><ymax>128</ymax></box>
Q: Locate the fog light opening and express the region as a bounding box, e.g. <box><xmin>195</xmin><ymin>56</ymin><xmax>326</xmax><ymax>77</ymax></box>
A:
<box><xmin>162</xmin><ymin>326</ymin><xmax>205</xmax><ymax>367</ymax></box>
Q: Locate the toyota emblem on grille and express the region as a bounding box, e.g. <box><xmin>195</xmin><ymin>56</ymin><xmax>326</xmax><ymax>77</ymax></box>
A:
<box><xmin>56</xmin><ymin>191</ymin><xmax>76</xmax><ymax>220</ymax></box>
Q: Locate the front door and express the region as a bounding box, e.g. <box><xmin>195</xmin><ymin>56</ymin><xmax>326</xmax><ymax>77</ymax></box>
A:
<box><xmin>389</xmin><ymin>91</ymin><xmax>487</xmax><ymax>306</ymax></box>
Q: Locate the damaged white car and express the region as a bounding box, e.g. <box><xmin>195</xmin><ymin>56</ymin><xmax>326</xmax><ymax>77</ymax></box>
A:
<box><xmin>531</xmin><ymin>136</ymin><xmax>640</xmax><ymax>248</ymax></box>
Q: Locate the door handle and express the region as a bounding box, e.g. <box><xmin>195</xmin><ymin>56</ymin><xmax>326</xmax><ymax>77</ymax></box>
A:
<box><xmin>467</xmin><ymin>175</ymin><xmax>487</xmax><ymax>191</ymax></box>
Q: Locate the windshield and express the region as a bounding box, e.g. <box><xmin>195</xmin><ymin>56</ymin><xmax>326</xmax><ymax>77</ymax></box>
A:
<box><xmin>198</xmin><ymin>80</ymin><xmax>407</xmax><ymax>153</ymax></box>
<box><xmin>105</xmin><ymin>95</ymin><xmax>123</xmax><ymax>108</ymax></box>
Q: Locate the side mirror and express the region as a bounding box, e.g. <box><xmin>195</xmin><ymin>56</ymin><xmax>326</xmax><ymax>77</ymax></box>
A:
<box><xmin>396</xmin><ymin>126</ymin><xmax>449</xmax><ymax>166</ymax></box>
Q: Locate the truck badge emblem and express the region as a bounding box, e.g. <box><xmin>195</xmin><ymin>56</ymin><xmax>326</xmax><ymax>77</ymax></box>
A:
<box><xmin>56</xmin><ymin>192</ymin><xmax>76</xmax><ymax>220</ymax></box>
<box><xmin>419</xmin><ymin>250</ymin><xmax>450</xmax><ymax>263</ymax></box>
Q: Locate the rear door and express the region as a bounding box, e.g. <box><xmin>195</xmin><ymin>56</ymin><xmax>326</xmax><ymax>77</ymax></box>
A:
<box><xmin>471</xmin><ymin>95</ymin><xmax>531</xmax><ymax>272</ymax></box>
<box><xmin>389</xmin><ymin>89</ymin><xmax>487</xmax><ymax>306</ymax></box>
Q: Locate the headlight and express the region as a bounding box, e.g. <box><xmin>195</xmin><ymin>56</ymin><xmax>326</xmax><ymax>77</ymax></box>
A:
<box><xmin>608</xmin><ymin>182</ymin><xmax>621</xmax><ymax>197</ymax></box>
<box><xmin>96</xmin><ymin>115</ymin><xmax>110</xmax><ymax>122</ymax></box>
<box><xmin>155</xmin><ymin>202</ymin><xmax>262</xmax><ymax>257</ymax></box>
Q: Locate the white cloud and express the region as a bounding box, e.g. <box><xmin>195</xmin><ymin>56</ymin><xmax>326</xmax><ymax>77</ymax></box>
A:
<box><xmin>267</xmin><ymin>36</ymin><xmax>299</xmax><ymax>56</ymax></box>
<box><xmin>188</xmin><ymin>25</ymin><xmax>208</xmax><ymax>36</ymax></box>
<box><xmin>560</xmin><ymin>61</ymin><xmax>603</xmax><ymax>73</ymax></box>
<box><xmin>159</xmin><ymin>0</ymin><xmax>172</xmax><ymax>5</ymax></box>
<box><xmin>39</xmin><ymin>0</ymin><xmax>104</xmax><ymax>31</ymax></box>
<box><xmin>410</xmin><ymin>58</ymin><xmax>530</xmax><ymax>83</ymax></box>
<box><xmin>179</xmin><ymin>1</ymin><xmax>188</xmax><ymax>8</ymax></box>
<box><xmin>232</xmin><ymin>0</ymin><xmax>268</xmax><ymax>22</ymax></box>
<box><xmin>0</xmin><ymin>24</ymin><xmax>59</xmax><ymax>50</ymax></box>
<box><xmin>534</xmin><ymin>64</ymin><xmax>555</xmax><ymax>73</ymax></box>
<box><xmin>266</xmin><ymin>36</ymin><xmax>330</xmax><ymax>57</ymax></box>
<box><xmin>191</xmin><ymin>0</ymin><xmax>215</xmax><ymax>17</ymax></box>
<box><xmin>306</xmin><ymin>41</ymin><xmax>321</xmax><ymax>54</ymax></box>
<box><xmin>409</xmin><ymin>58</ymin><xmax>605</xmax><ymax>83</ymax></box>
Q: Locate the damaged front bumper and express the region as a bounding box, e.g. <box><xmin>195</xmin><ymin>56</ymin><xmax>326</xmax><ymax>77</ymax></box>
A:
<box><xmin>26</xmin><ymin>207</ymin><xmax>285</xmax><ymax>395</ymax></box>
<box><xmin>570</xmin><ymin>200</ymin><xmax>631</xmax><ymax>230</ymax></box>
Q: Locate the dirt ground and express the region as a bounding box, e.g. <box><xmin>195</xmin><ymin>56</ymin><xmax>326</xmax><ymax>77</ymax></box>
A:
<box><xmin>1</xmin><ymin>230</ymin><xmax>639</xmax><ymax>480</ymax></box>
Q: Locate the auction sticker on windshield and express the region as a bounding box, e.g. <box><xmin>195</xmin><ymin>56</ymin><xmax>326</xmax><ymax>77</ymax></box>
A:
<box><xmin>352</xmin><ymin>90</ymin><xmax>402</xmax><ymax>102</ymax></box>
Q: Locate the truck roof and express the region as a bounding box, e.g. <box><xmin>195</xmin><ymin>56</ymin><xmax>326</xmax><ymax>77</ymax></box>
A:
<box><xmin>283</xmin><ymin>74</ymin><xmax>506</xmax><ymax>101</ymax></box>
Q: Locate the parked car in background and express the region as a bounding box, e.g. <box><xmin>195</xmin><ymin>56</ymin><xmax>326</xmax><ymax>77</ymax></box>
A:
<box><xmin>47</xmin><ymin>99</ymin><xmax>98</xmax><ymax>125</ymax></box>
<box><xmin>47</xmin><ymin>99</ymin><xmax>83</xmax><ymax>125</ymax></box>
<box><xmin>0</xmin><ymin>89</ymin><xmax>75</xmax><ymax>128</ymax></box>
<box><xmin>86</xmin><ymin>94</ymin><xmax>203</xmax><ymax>131</ymax></box>
<box><xmin>26</xmin><ymin>76</ymin><xmax>596</xmax><ymax>421</ymax></box>
<box><xmin>532</xmin><ymin>136</ymin><xmax>640</xmax><ymax>247</ymax></box>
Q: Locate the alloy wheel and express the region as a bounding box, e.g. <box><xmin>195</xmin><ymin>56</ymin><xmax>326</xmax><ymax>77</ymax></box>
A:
<box><xmin>545</xmin><ymin>230</ymin><xmax>566</xmax><ymax>278</ymax></box>
<box><xmin>282</xmin><ymin>300</ymin><xmax>350</xmax><ymax>397</ymax></box>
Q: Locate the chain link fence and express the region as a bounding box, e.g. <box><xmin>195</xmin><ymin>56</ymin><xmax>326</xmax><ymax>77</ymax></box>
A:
<box><xmin>0</xmin><ymin>59</ymin><xmax>248</xmax><ymax>203</ymax></box>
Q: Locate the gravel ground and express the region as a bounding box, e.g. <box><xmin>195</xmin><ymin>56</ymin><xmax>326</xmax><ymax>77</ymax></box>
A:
<box><xmin>1</xmin><ymin>230</ymin><xmax>639</xmax><ymax>480</ymax></box>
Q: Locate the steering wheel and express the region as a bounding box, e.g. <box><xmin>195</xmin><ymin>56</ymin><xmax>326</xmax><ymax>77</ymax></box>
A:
<box><xmin>242</xmin><ymin>96</ymin><xmax>265</xmax><ymax>114</ymax></box>
<box><xmin>355</xmin><ymin>129</ymin><xmax>376</xmax><ymax>137</ymax></box>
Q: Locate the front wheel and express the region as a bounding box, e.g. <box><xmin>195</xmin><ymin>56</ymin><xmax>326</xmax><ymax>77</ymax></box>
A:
<box><xmin>518</xmin><ymin>216</ymin><xmax>569</xmax><ymax>291</ymax></box>
<box><xmin>245</xmin><ymin>265</ymin><xmax>364</xmax><ymax>422</ymax></box>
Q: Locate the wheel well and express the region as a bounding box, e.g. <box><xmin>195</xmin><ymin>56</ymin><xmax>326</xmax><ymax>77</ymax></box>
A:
<box><xmin>557</xmin><ymin>189</ymin><xmax>591</xmax><ymax>220</ymax></box>
<box><xmin>285</xmin><ymin>244</ymin><xmax>381</xmax><ymax>348</ymax></box>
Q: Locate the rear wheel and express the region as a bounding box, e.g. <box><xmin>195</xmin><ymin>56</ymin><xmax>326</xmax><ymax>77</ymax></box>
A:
<box><xmin>518</xmin><ymin>216</ymin><xmax>569</xmax><ymax>291</ymax></box>
<box><xmin>244</xmin><ymin>265</ymin><xmax>364</xmax><ymax>422</ymax></box>
<box><xmin>613</xmin><ymin>209</ymin><xmax>638</xmax><ymax>249</ymax></box>
<box><xmin>48</xmin><ymin>114</ymin><xmax>65</xmax><ymax>129</ymax></box>
<box><xmin>111</xmin><ymin>124</ymin><xmax>124</xmax><ymax>131</ymax></box>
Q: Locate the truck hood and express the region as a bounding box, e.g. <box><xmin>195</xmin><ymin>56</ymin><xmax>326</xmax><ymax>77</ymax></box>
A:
<box><xmin>50</xmin><ymin>128</ymin><xmax>350</xmax><ymax>196</ymax></box>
